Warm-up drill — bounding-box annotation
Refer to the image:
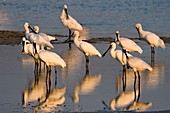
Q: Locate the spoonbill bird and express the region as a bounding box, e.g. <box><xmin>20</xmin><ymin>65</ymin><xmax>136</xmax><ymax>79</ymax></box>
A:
<box><xmin>115</xmin><ymin>31</ymin><xmax>143</xmax><ymax>54</ymax></box>
<box><xmin>135</xmin><ymin>23</ymin><xmax>166</xmax><ymax>54</ymax></box>
<box><xmin>123</xmin><ymin>49</ymin><xmax>152</xmax><ymax>78</ymax></box>
<box><xmin>102</xmin><ymin>42</ymin><xmax>133</xmax><ymax>70</ymax></box>
<box><xmin>60</xmin><ymin>4</ymin><xmax>83</xmax><ymax>43</ymax></box>
<box><xmin>24</xmin><ymin>22</ymin><xmax>54</xmax><ymax>49</ymax></box>
<box><xmin>21</xmin><ymin>37</ymin><xmax>40</xmax><ymax>59</ymax></box>
<box><xmin>73</xmin><ymin>30</ymin><xmax>101</xmax><ymax>65</ymax></box>
<box><xmin>33</xmin><ymin>25</ymin><xmax>56</xmax><ymax>41</ymax></box>
<box><xmin>33</xmin><ymin>43</ymin><xmax>66</xmax><ymax>71</ymax></box>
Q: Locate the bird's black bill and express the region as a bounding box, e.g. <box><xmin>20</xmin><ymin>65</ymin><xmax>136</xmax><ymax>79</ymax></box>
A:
<box><xmin>28</xmin><ymin>25</ymin><xmax>37</xmax><ymax>34</ymax></box>
<box><xmin>122</xmin><ymin>49</ymin><xmax>129</xmax><ymax>59</ymax></box>
<box><xmin>136</xmin><ymin>27</ymin><xmax>141</xmax><ymax>38</ymax></box>
<box><xmin>64</xmin><ymin>8</ymin><xmax>69</xmax><ymax>19</ymax></box>
<box><xmin>102</xmin><ymin>100</ymin><xmax>110</xmax><ymax>110</ymax></box>
<box><xmin>116</xmin><ymin>32</ymin><xmax>119</xmax><ymax>41</ymax></box>
<box><xmin>102</xmin><ymin>45</ymin><xmax>112</xmax><ymax>57</ymax></box>
<box><xmin>33</xmin><ymin>42</ymin><xmax>37</xmax><ymax>54</ymax></box>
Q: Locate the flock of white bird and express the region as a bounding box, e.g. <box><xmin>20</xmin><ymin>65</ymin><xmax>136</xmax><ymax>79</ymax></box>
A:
<box><xmin>21</xmin><ymin>4</ymin><xmax>166</xmax><ymax>111</ymax></box>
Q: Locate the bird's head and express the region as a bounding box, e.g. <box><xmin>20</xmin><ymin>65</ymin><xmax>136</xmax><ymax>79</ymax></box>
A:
<box><xmin>135</xmin><ymin>23</ymin><xmax>142</xmax><ymax>38</ymax></box>
<box><xmin>33</xmin><ymin>25</ymin><xmax>39</xmax><ymax>33</ymax></box>
<box><xmin>115</xmin><ymin>31</ymin><xmax>120</xmax><ymax>44</ymax></box>
<box><xmin>135</xmin><ymin>23</ymin><xmax>142</xmax><ymax>30</ymax></box>
<box><xmin>24</xmin><ymin>22</ymin><xmax>30</xmax><ymax>30</ymax></box>
<box><xmin>64</xmin><ymin>4</ymin><xmax>67</xmax><ymax>9</ymax></box>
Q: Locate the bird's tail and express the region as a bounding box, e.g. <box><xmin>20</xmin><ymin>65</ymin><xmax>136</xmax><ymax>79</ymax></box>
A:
<box><xmin>147</xmin><ymin>65</ymin><xmax>153</xmax><ymax>72</ymax></box>
<box><xmin>97</xmin><ymin>51</ymin><xmax>102</xmax><ymax>57</ymax></box>
<box><xmin>137</xmin><ymin>46</ymin><xmax>143</xmax><ymax>54</ymax></box>
<box><xmin>47</xmin><ymin>35</ymin><xmax>56</xmax><ymax>41</ymax></box>
<box><xmin>157</xmin><ymin>39</ymin><xmax>166</xmax><ymax>49</ymax></box>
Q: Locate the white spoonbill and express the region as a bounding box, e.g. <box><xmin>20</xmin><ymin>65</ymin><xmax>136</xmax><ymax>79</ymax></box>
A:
<box><xmin>21</xmin><ymin>37</ymin><xmax>40</xmax><ymax>59</ymax></box>
<box><xmin>102</xmin><ymin>42</ymin><xmax>133</xmax><ymax>70</ymax></box>
<box><xmin>115</xmin><ymin>31</ymin><xmax>143</xmax><ymax>54</ymax></box>
<box><xmin>60</xmin><ymin>4</ymin><xmax>83</xmax><ymax>43</ymax></box>
<box><xmin>135</xmin><ymin>23</ymin><xmax>165</xmax><ymax>54</ymax></box>
<box><xmin>33</xmin><ymin>43</ymin><xmax>66</xmax><ymax>71</ymax></box>
<box><xmin>24</xmin><ymin>22</ymin><xmax>54</xmax><ymax>49</ymax></box>
<box><xmin>123</xmin><ymin>49</ymin><xmax>152</xmax><ymax>78</ymax></box>
<box><xmin>33</xmin><ymin>25</ymin><xmax>56</xmax><ymax>41</ymax></box>
<box><xmin>73</xmin><ymin>30</ymin><xmax>101</xmax><ymax>64</ymax></box>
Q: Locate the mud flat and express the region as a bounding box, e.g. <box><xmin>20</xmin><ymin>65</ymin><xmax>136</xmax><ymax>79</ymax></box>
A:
<box><xmin>0</xmin><ymin>30</ymin><xmax>170</xmax><ymax>45</ymax></box>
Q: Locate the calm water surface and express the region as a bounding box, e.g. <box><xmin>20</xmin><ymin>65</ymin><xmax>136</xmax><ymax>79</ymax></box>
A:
<box><xmin>0</xmin><ymin>0</ymin><xmax>170</xmax><ymax>37</ymax></box>
<box><xmin>0</xmin><ymin>42</ymin><xmax>170</xmax><ymax>112</ymax></box>
<box><xmin>0</xmin><ymin>0</ymin><xmax>170</xmax><ymax>112</ymax></box>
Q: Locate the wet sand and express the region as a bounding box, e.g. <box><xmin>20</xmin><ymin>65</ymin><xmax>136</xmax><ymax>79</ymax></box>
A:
<box><xmin>0</xmin><ymin>30</ymin><xmax>170</xmax><ymax>112</ymax></box>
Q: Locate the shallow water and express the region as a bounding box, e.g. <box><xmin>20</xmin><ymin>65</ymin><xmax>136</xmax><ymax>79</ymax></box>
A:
<box><xmin>0</xmin><ymin>42</ymin><xmax>170</xmax><ymax>112</ymax></box>
<box><xmin>0</xmin><ymin>0</ymin><xmax>170</xmax><ymax>112</ymax></box>
<box><xmin>0</xmin><ymin>0</ymin><xmax>170</xmax><ymax>37</ymax></box>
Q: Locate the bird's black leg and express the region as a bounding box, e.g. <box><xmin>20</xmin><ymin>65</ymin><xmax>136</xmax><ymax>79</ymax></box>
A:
<box><xmin>54</xmin><ymin>66</ymin><xmax>57</xmax><ymax>87</ymax></box>
<box><xmin>137</xmin><ymin>71</ymin><xmax>141</xmax><ymax>102</ymax></box>
<box><xmin>134</xmin><ymin>71</ymin><xmax>137</xmax><ymax>101</ymax></box>
<box><xmin>151</xmin><ymin>47</ymin><xmax>155</xmax><ymax>66</ymax></box>
<box><xmin>64</xmin><ymin>29</ymin><xmax>72</xmax><ymax>43</ymax></box>
<box><xmin>122</xmin><ymin>67</ymin><xmax>126</xmax><ymax>91</ymax></box>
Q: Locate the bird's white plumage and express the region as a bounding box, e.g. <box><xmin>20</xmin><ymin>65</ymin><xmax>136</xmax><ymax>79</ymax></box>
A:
<box><xmin>135</xmin><ymin>23</ymin><xmax>165</xmax><ymax>49</ymax></box>
<box><xmin>110</xmin><ymin>42</ymin><xmax>132</xmax><ymax>65</ymax></box>
<box><xmin>22</xmin><ymin>37</ymin><xmax>40</xmax><ymax>58</ymax></box>
<box><xmin>33</xmin><ymin>25</ymin><xmax>56</xmax><ymax>41</ymax></box>
<box><xmin>127</xmin><ymin>57</ymin><xmax>152</xmax><ymax>72</ymax></box>
<box><xmin>115</xmin><ymin>31</ymin><xmax>143</xmax><ymax>54</ymax></box>
<box><xmin>60</xmin><ymin>4</ymin><xmax>83</xmax><ymax>31</ymax></box>
<box><xmin>38</xmin><ymin>50</ymin><xmax>66</xmax><ymax>68</ymax></box>
<box><xmin>74</xmin><ymin>30</ymin><xmax>101</xmax><ymax>57</ymax></box>
<box><xmin>24</xmin><ymin>22</ymin><xmax>54</xmax><ymax>49</ymax></box>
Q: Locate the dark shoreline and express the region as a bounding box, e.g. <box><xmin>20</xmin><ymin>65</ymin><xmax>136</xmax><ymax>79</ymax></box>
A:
<box><xmin>0</xmin><ymin>30</ymin><xmax>170</xmax><ymax>45</ymax></box>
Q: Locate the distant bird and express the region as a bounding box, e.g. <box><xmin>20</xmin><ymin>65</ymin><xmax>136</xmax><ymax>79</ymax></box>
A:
<box><xmin>135</xmin><ymin>23</ymin><xmax>165</xmax><ymax>54</ymax></box>
<box><xmin>73</xmin><ymin>30</ymin><xmax>101</xmax><ymax>65</ymax></box>
<box><xmin>24</xmin><ymin>22</ymin><xmax>54</xmax><ymax>49</ymax></box>
<box><xmin>102</xmin><ymin>42</ymin><xmax>133</xmax><ymax>70</ymax></box>
<box><xmin>60</xmin><ymin>4</ymin><xmax>83</xmax><ymax>43</ymax></box>
<box><xmin>33</xmin><ymin>25</ymin><xmax>56</xmax><ymax>41</ymax></box>
<box><xmin>115</xmin><ymin>31</ymin><xmax>143</xmax><ymax>54</ymax></box>
<box><xmin>123</xmin><ymin>49</ymin><xmax>152</xmax><ymax>78</ymax></box>
<box><xmin>33</xmin><ymin>43</ymin><xmax>66</xmax><ymax>71</ymax></box>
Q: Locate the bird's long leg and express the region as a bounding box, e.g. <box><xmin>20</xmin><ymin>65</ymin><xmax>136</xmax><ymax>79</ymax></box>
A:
<box><xmin>122</xmin><ymin>68</ymin><xmax>126</xmax><ymax>91</ymax></box>
<box><xmin>64</xmin><ymin>29</ymin><xmax>72</xmax><ymax>43</ymax></box>
<box><xmin>134</xmin><ymin>71</ymin><xmax>137</xmax><ymax>101</ymax></box>
<box><xmin>85</xmin><ymin>56</ymin><xmax>89</xmax><ymax>75</ymax></box>
<box><xmin>151</xmin><ymin>47</ymin><xmax>155</xmax><ymax>66</ymax></box>
<box><xmin>137</xmin><ymin>71</ymin><xmax>141</xmax><ymax>102</ymax></box>
<box><xmin>54</xmin><ymin>66</ymin><xmax>57</xmax><ymax>87</ymax></box>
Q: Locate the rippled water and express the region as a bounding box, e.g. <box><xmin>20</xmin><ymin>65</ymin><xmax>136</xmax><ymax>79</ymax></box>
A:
<box><xmin>0</xmin><ymin>0</ymin><xmax>170</xmax><ymax>37</ymax></box>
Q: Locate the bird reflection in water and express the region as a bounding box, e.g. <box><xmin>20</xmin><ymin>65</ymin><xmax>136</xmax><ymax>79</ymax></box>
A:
<box><xmin>102</xmin><ymin>68</ymin><xmax>152</xmax><ymax>111</ymax></box>
<box><xmin>146</xmin><ymin>63</ymin><xmax>165</xmax><ymax>88</ymax></box>
<box><xmin>22</xmin><ymin>63</ymin><xmax>47</xmax><ymax>108</ymax></box>
<box><xmin>73</xmin><ymin>65</ymin><xmax>101</xmax><ymax>104</ymax></box>
<box><xmin>124</xmin><ymin>72</ymin><xmax>152</xmax><ymax>112</ymax></box>
<box><xmin>22</xmin><ymin>59</ymin><xmax>66</xmax><ymax>112</ymax></box>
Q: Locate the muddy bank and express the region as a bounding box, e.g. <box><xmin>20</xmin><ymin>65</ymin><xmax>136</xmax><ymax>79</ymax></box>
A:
<box><xmin>0</xmin><ymin>30</ymin><xmax>170</xmax><ymax>45</ymax></box>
